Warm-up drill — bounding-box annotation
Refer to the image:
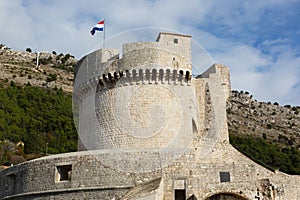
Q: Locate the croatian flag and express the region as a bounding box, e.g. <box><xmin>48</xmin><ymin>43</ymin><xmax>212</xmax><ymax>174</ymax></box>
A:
<box><xmin>90</xmin><ymin>20</ymin><xmax>104</xmax><ymax>35</ymax></box>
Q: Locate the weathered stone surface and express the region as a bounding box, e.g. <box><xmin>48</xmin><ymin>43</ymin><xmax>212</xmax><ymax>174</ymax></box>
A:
<box><xmin>0</xmin><ymin>32</ymin><xmax>299</xmax><ymax>200</ymax></box>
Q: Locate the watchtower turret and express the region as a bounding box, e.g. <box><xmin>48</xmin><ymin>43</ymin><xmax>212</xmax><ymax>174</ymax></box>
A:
<box><xmin>74</xmin><ymin>32</ymin><xmax>195</xmax><ymax>151</ymax></box>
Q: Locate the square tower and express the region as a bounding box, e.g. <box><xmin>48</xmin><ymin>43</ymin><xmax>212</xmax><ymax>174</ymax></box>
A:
<box><xmin>156</xmin><ymin>32</ymin><xmax>192</xmax><ymax>71</ymax></box>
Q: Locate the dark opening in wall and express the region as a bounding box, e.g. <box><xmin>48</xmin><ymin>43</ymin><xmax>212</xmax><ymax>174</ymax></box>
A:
<box><xmin>192</xmin><ymin>119</ymin><xmax>198</xmax><ymax>134</ymax></box>
<box><xmin>56</xmin><ymin>165</ymin><xmax>72</xmax><ymax>182</ymax></box>
<box><xmin>146</xmin><ymin>69</ymin><xmax>150</xmax><ymax>82</ymax></box>
<box><xmin>185</xmin><ymin>71</ymin><xmax>190</xmax><ymax>81</ymax></box>
<box><xmin>139</xmin><ymin>69</ymin><xmax>143</xmax><ymax>82</ymax></box>
<box><xmin>175</xmin><ymin>189</ymin><xmax>186</xmax><ymax>200</ymax></box>
<box><xmin>174</xmin><ymin>179</ymin><xmax>186</xmax><ymax>200</ymax></box>
<box><xmin>174</xmin><ymin>38</ymin><xmax>178</xmax><ymax>44</ymax></box>
<box><xmin>6</xmin><ymin>173</ymin><xmax>16</xmax><ymax>192</ymax></box>
<box><xmin>220</xmin><ymin>171</ymin><xmax>230</xmax><ymax>182</ymax></box>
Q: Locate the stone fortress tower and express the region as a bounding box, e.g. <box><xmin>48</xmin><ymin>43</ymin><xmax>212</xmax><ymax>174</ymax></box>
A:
<box><xmin>0</xmin><ymin>33</ymin><xmax>299</xmax><ymax>200</ymax></box>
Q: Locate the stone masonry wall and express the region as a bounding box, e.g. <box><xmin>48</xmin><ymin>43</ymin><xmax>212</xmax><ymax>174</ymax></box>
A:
<box><xmin>0</xmin><ymin>151</ymin><xmax>162</xmax><ymax>199</ymax></box>
<box><xmin>1</xmin><ymin>33</ymin><xmax>299</xmax><ymax>200</ymax></box>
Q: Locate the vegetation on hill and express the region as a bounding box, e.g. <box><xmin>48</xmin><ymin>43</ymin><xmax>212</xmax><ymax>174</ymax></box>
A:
<box><xmin>0</xmin><ymin>83</ymin><xmax>77</xmax><ymax>166</ymax></box>
<box><xmin>229</xmin><ymin>133</ymin><xmax>300</xmax><ymax>175</ymax></box>
<box><xmin>0</xmin><ymin>49</ymin><xmax>75</xmax><ymax>93</ymax></box>
<box><xmin>227</xmin><ymin>90</ymin><xmax>300</xmax><ymax>149</ymax></box>
<box><xmin>227</xmin><ymin>91</ymin><xmax>300</xmax><ymax>175</ymax></box>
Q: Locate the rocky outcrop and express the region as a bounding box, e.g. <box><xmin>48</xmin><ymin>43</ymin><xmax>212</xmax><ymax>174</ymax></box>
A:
<box><xmin>0</xmin><ymin>49</ymin><xmax>75</xmax><ymax>92</ymax></box>
<box><xmin>227</xmin><ymin>90</ymin><xmax>300</xmax><ymax>148</ymax></box>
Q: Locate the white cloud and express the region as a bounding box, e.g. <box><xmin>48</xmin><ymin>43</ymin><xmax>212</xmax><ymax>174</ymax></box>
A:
<box><xmin>213</xmin><ymin>39</ymin><xmax>300</xmax><ymax>105</ymax></box>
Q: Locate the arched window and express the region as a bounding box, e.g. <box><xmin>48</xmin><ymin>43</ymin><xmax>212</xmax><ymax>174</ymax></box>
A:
<box><xmin>185</xmin><ymin>71</ymin><xmax>190</xmax><ymax>81</ymax></box>
<box><xmin>178</xmin><ymin>70</ymin><xmax>183</xmax><ymax>83</ymax></box>
<box><xmin>139</xmin><ymin>69</ymin><xmax>143</xmax><ymax>84</ymax></box>
<box><xmin>108</xmin><ymin>73</ymin><xmax>113</xmax><ymax>81</ymax></box>
<box><xmin>146</xmin><ymin>69</ymin><xmax>150</xmax><ymax>83</ymax></box>
<box><xmin>159</xmin><ymin>69</ymin><xmax>164</xmax><ymax>83</ymax></box>
<box><xmin>113</xmin><ymin>71</ymin><xmax>118</xmax><ymax>79</ymax></box>
<box><xmin>166</xmin><ymin>69</ymin><xmax>171</xmax><ymax>83</ymax></box>
<box><xmin>132</xmin><ymin>69</ymin><xmax>137</xmax><ymax>83</ymax></box>
<box><xmin>152</xmin><ymin>69</ymin><xmax>157</xmax><ymax>83</ymax></box>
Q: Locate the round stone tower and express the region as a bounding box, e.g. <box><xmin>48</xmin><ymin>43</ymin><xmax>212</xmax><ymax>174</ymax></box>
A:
<box><xmin>74</xmin><ymin>33</ymin><xmax>197</xmax><ymax>153</ymax></box>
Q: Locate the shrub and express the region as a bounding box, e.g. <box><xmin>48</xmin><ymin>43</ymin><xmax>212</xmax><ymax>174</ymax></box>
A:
<box><xmin>10</xmin><ymin>80</ymin><xmax>16</xmax><ymax>87</ymax></box>
<box><xmin>226</xmin><ymin>108</ymin><xmax>232</xmax><ymax>114</ymax></box>
<box><xmin>291</xmin><ymin>106</ymin><xmax>297</xmax><ymax>111</ymax></box>
<box><xmin>262</xmin><ymin>133</ymin><xmax>267</xmax><ymax>140</ymax></box>
<box><xmin>230</xmin><ymin>133</ymin><xmax>300</xmax><ymax>175</ymax></box>
<box><xmin>46</xmin><ymin>73</ymin><xmax>57</xmax><ymax>82</ymax></box>
<box><xmin>266</xmin><ymin>124</ymin><xmax>273</xmax><ymax>129</ymax></box>
<box><xmin>0</xmin><ymin>84</ymin><xmax>77</xmax><ymax>162</ymax></box>
<box><xmin>26</xmin><ymin>48</ymin><xmax>32</xmax><ymax>53</ymax></box>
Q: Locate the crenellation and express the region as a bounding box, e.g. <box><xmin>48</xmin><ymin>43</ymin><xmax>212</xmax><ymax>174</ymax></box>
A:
<box><xmin>90</xmin><ymin>68</ymin><xmax>192</xmax><ymax>92</ymax></box>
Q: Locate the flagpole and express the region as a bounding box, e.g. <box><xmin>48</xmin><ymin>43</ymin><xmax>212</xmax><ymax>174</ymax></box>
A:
<box><xmin>103</xmin><ymin>19</ymin><xmax>105</xmax><ymax>49</ymax></box>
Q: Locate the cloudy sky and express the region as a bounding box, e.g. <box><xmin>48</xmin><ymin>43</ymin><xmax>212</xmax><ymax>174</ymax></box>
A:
<box><xmin>1</xmin><ymin>0</ymin><xmax>299</xmax><ymax>105</ymax></box>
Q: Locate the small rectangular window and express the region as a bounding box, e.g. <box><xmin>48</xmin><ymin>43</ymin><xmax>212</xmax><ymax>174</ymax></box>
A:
<box><xmin>174</xmin><ymin>179</ymin><xmax>186</xmax><ymax>200</ymax></box>
<box><xmin>6</xmin><ymin>174</ymin><xmax>16</xmax><ymax>192</ymax></box>
<box><xmin>56</xmin><ymin>165</ymin><xmax>72</xmax><ymax>182</ymax></box>
<box><xmin>174</xmin><ymin>38</ymin><xmax>178</xmax><ymax>44</ymax></box>
<box><xmin>220</xmin><ymin>171</ymin><xmax>230</xmax><ymax>182</ymax></box>
<box><xmin>175</xmin><ymin>189</ymin><xmax>186</xmax><ymax>200</ymax></box>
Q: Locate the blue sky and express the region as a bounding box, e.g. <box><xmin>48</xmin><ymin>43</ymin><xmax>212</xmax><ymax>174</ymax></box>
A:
<box><xmin>0</xmin><ymin>0</ymin><xmax>299</xmax><ymax>105</ymax></box>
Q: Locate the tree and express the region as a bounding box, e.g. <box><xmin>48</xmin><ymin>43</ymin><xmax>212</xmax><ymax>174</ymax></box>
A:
<box><xmin>26</xmin><ymin>48</ymin><xmax>32</xmax><ymax>53</ymax></box>
<box><xmin>230</xmin><ymin>133</ymin><xmax>300</xmax><ymax>175</ymax></box>
<box><xmin>0</xmin><ymin>84</ymin><xmax>77</xmax><ymax>165</ymax></box>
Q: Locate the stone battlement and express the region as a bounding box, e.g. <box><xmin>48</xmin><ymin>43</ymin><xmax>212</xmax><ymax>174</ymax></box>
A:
<box><xmin>74</xmin><ymin>32</ymin><xmax>192</xmax><ymax>90</ymax></box>
<box><xmin>97</xmin><ymin>68</ymin><xmax>191</xmax><ymax>91</ymax></box>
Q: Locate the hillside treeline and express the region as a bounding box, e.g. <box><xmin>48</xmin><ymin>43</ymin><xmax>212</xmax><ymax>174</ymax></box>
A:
<box><xmin>0</xmin><ymin>82</ymin><xmax>77</xmax><ymax>165</ymax></box>
<box><xmin>230</xmin><ymin>133</ymin><xmax>300</xmax><ymax>175</ymax></box>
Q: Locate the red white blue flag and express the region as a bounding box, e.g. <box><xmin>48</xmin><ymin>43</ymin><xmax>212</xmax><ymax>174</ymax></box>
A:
<box><xmin>90</xmin><ymin>20</ymin><xmax>104</xmax><ymax>35</ymax></box>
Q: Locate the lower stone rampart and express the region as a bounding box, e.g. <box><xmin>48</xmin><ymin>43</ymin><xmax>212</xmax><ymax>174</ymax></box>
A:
<box><xmin>1</xmin><ymin>143</ymin><xmax>299</xmax><ymax>199</ymax></box>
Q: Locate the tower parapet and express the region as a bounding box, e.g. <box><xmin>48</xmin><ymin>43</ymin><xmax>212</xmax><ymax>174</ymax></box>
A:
<box><xmin>74</xmin><ymin>32</ymin><xmax>192</xmax><ymax>97</ymax></box>
<box><xmin>121</xmin><ymin>32</ymin><xmax>192</xmax><ymax>73</ymax></box>
<box><xmin>74</xmin><ymin>32</ymin><xmax>195</xmax><ymax>152</ymax></box>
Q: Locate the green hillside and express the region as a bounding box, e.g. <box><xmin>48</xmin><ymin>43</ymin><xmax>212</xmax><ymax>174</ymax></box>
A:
<box><xmin>0</xmin><ymin>82</ymin><xmax>77</xmax><ymax>165</ymax></box>
<box><xmin>230</xmin><ymin>133</ymin><xmax>300</xmax><ymax>175</ymax></box>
